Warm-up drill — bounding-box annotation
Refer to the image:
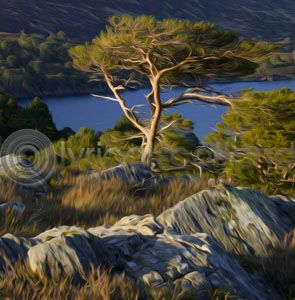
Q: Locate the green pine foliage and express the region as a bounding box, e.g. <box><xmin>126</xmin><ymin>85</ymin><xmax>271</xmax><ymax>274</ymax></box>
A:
<box><xmin>70</xmin><ymin>15</ymin><xmax>276</xmax><ymax>85</ymax></box>
<box><xmin>0</xmin><ymin>93</ymin><xmax>67</xmax><ymax>144</ymax></box>
<box><xmin>54</xmin><ymin>128</ymin><xmax>101</xmax><ymax>174</ymax></box>
<box><xmin>100</xmin><ymin>114</ymin><xmax>200</xmax><ymax>169</ymax></box>
<box><xmin>206</xmin><ymin>88</ymin><xmax>295</xmax><ymax>195</ymax></box>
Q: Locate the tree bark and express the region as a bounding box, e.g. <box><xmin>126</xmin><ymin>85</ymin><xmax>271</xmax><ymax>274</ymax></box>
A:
<box><xmin>141</xmin><ymin>136</ymin><xmax>154</xmax><ymax>168</ymax></box>
<box><xmin>141</xmin><ymin>77</ymin><xmax>162</xmax><ymax>168</ymax></box>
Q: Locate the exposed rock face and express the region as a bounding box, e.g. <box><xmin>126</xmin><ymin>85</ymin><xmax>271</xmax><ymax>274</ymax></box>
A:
<box><xmin>100</xmin><ymin>164</ymin><xmax>154</xmax><ymax>184</ymax></box>
<box><xmin>0</xmin><ymin>234</ymin><xmax>36</xmax><ymax>272</ymax></box>
<box><xmin>28</xmin><ymin>226</ymin><xmax>116</xmax><ymax>283</ymax></box>
<box><xmin>121</xmin><ymin>229</ymin><xmax>275</xmax><ymax>299</ymax></box>
<box><xmin>1</xmin><ymin>185</ymin><xmax>294</xmax><ymax>298</ymax></box>
<box><xmin>158</xmin><ymin>185</ymin><xmax>295</xmax><ymax>256</ymax></box>
<box><xmin>0</xmin><ymin>154</ymin><xmax>49</xmax><ymax>194</ymax></box>
<box><xmin>0</xmin><ymin>219</ymin><xmax>274</xmax><ymax>299</ymax></box>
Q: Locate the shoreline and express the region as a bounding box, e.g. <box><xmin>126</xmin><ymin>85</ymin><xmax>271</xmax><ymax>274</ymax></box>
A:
<box><xmin>11</xmin><ymin>75</ymin><xmax>295</xmax><ymax>101</ymax></box>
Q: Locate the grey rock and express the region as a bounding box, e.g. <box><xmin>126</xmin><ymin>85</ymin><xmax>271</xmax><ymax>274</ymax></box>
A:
<box><xmin>100</xmin><ymin>163</ymin><xmax>154</xmax><ymax>183</ymax></box>
<box><xmin>0</xmin><ymin>154</ymin><xmax>50</xmax><ymax>194</ymax></box>
<box><xmin>158</xmin><ymin>184</ymin><xmax>295</xmax><ymax>256</ymax></box>
<box><xmin>28</xmin><ymin>226</ymin><xmax>116</xmax><ymax>282</ymax></box>
<box><xmin>110</xmin><ymin>214</ymin><xmax>163</xmax><ymax>236</ymax></box>
<box><xmin>123</xmin><ymin>232</ymin><xmax>275</xmax><ymax>299</ymax></box>
<box><xmin>0</xmin><ymin>233</ymin><xmax>36</xmax><ymax>272</ymax></box>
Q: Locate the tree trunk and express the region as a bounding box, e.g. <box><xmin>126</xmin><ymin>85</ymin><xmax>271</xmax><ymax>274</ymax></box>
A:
<box><xmin>141</xmin><ymin>78</ymin><xmax>161</xmax><ymax>169</ymax></box>
<box><xmin>141</xmin><ymin>137</ymin><xmax>154</xmax><ymax>168</ymax></box>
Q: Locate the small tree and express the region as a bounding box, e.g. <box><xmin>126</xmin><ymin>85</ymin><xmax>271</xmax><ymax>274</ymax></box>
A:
<box><xmin>206</xmin><ymin>88</ymin><xmax>295</xmax><ymax>195</ymax></box>
<box><xmin>70</xmin><ymin>15</ymin><xmax>275</xmax><ymax>170</ymax></box>
<box><xmin>100</xmin><ymin>114</ymin><xmax>200</xmax><ymax>170</ymax></box>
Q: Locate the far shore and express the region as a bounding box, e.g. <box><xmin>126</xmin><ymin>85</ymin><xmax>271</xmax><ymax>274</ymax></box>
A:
<box><xmin>12</xmin><ymin>75</ymin><xmax>295</xmax><ymax>101</ymax></box>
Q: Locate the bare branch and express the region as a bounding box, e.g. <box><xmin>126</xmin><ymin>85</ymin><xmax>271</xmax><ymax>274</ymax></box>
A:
<box><xmin>130</xmin><ymin>104</ymin><xmax>146</xmax><ymax>115</ymax></box>
<box><xmin>112</xmin><ymin>134</ymin><xmax>145</xmax><ymax>142</ymax></box>
<box><xmin>91</xmin><ymin>94</ymin><xmax>119</xmax><ymax>102</ymax></box>
<box><xmin>103</xmin><ymin>71</ymin><xmax>148</xmax><ymax>135</ymax></box>
<box><xmin>162</xmin><ymin>91</ymin><xmax>233</xmax><ymax>108</ymax></box>
<box><xmin>159</xmin><ymin>119</ymin><xmax>178</xmax><ymax>134</ymax></box>
<box><xmin>151</xmin><ymin>159</ymin><xmax>204</xmax><ymax>177</ymax></box>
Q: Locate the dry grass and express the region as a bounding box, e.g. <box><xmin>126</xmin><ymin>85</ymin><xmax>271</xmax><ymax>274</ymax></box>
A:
<box><xmin>261</xmin><ymin>228</ymin><xmax>295</xmax><ymax>297</ymax></box>
<box><xmin>0</xmin><ymin>263</ymin><xmax>142</xmax><ymax>300</ymax></box>
<box><xmin>0</xmin><ymin>173</ymin><xmax>210</xmax><ymax>237</ymax></box>
<box><xmin>237</xmin><ymin>228</ymin><xmax>295</xmax><ymax>298</ymax></box>
<box><xmin>0</xmin><ymin>261</ymin><xmax>232</xmax><ymax>300</ymax></box>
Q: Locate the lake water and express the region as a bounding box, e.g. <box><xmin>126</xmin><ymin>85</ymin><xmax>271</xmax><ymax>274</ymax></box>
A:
<box><xmin>22</xmin><ymin>80</ymin><xmax>295</xmax><ymax>141</ymax></box>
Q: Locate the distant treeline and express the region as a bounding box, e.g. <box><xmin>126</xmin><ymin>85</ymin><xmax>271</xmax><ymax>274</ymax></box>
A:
<box><xmin>0</xmin><ymin>93</ymin><xmax>73</xmax><ymax>143</ymax></box>
<box><xmin>0</xmin><ymin>32</ymin><xmax>106</xmax><ymax>98</ymax></box>
<box><xmin>0</xmin><ymin>32</ymin><xmax>294</xmax><ymax>98</ymax></box>
<box><xmin>255</xmin><ymin>38</ymin><xmax>295</xmax><ymax>80</ymax></box>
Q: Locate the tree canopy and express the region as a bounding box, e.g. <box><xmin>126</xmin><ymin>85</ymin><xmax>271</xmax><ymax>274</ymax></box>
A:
<box><xmin>70</xmin><ymin>15</ymin><xmax>275</xmax><ymax>86</ymax></box>
<box><xmin>70</xmin><ymin>15</ymin><xmax>276</xmax><ymax>169</ymax></box>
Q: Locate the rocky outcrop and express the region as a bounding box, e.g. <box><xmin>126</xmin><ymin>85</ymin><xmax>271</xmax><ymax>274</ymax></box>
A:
<box><xmin>99</xmin><ymin>163</ymin><xmax>155</xmax><ymax>184</ymax></box>
<box><xmin>0</xmin><ymin>154</ymin><xmax>49</xmax><ymax>194</ymax></box>
<box><xmin>0</xmin><ymin>185</ymin><xmax>294</xmax><ymax>298</ymax></box>
<box><xmin>28</xmin><ymin>226</ymin><xmax>116</xmax><ymax>283</ymax></box>
<box><xmin>158</xmin><ymin>184</ymin><xmax>295</xmax><ymax>256</ymax></box>
<box><xmin>0</xmin><ymin>219</ymin><xmax>276</xmax><ymax>299</ymax></box>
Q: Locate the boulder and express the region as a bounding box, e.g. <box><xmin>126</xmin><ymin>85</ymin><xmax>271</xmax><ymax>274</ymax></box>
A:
<box><xmin>100</xmin><ymin>163</ymin><xmax>154</xmax><ymax>183</ymax></box>
<box><xmin>158</xmin><ymin>184</ymin><xmax>295</xmax><ymax>256</ymax></box>
<box><xmin>0</xmin><ymin>233</ymin><xmax>36</xmax><ymax>272</ymax></box>
<box><xmin>27</xmin><ymin>226</ymin><xmax>116</xmax><ymax>282</ymax></box>
<box><xmin>123</xmin><ymin>232</ymin><xmax>276</xmax><ymax>299</ymax></box>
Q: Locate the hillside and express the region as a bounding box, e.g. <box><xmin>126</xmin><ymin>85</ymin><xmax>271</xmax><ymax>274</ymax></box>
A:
<box><xmin>0</xmin><ymin>1</ymin><xmax>294</xmax><ymax>98</ymax></box>
<box><xmin>1</xmin><ymin>0</ymin><xmax>295</xmax><ymax>41</ymax></box>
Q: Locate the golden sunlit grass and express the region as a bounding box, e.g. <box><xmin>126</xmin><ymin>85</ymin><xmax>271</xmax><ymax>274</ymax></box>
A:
<box><xmin>0</xmin><ymin>261</ymin><xmax>234</xmax><ymax>300</ymax></box>
<box><xmin>0</xmin><ymin>173</ymin><xmax>210</xmax><ymax>237</ymax></box>
<box><xmin>0</xmin><ymin>262</ymin><xmax>142</xmax><ymax>300</ymax></box>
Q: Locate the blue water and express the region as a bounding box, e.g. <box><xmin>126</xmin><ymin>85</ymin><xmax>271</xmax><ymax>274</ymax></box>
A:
<box><xmin>21</xmin><ymin>80</ymin><xmax>295</xmax><ymax>141</ymax></box>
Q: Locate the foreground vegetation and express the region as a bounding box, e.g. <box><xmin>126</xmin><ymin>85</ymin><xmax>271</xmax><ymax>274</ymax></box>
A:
<box><xmin>207</xmin><ymin>88</ymin><xmax>295</xmax><ymax>195</ymax></box>
<box><xmin>0</xmin><ymin>173</ymin><xmax>294</xmax><ymax>299</ymax></box>
<box><xmin>0</xmin><ymin>173</ymin><xmax>209</xmax><ymax>237</ymax></box>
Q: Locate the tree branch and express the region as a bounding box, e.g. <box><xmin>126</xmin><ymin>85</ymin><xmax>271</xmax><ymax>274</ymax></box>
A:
<box><xmin>158</xmin><ymin>119</ymin><xmax>178</xmax><ymax>134</ymax></box>
<box><xmin>91</xmin><ymin>94</ymin><xmax>119</xmax><ymax>102</ymax></box>
<box><xmin>158</xmin><ymin>56</ymin><xmax>195</xmax><ymax>76</ymax></box>
<box><xmin>151</xmin><ymin>159</ymin><xmax>204</xmax><ymax>176</ymax></box>
<box><xmin>103</xmin><ymin>72</ymin><xmax>148</xmax><ymax>135</ymax></box>
<box><xmin>162</xmin><ymin>91</ymin><xmax>233</xmax><ymax>108</ymax></box>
